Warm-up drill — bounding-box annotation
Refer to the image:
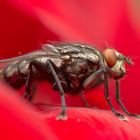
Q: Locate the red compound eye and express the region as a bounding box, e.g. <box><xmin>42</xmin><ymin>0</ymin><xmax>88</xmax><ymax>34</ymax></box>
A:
<box><xmin>103</xmin><ymin>48</ymin><xmax>117</xmax><ymax>68</ymax></box>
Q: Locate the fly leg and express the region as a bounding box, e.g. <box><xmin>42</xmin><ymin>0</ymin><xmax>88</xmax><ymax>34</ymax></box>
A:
<box><xmin>104</xmin><ymin>72</ymin><xmax>128</xmax><ymax>121</ymax></box>
<box><xmin>115</xmin><ymin>80</ymin><xmax>140</xmax><ymax>119</ymax></box>
<box><xmin>81</xmin><ymin>67</ymin><xmax>128</xmax><ymax>121</ymax></box>
<box><xmin>24</xmin><ymin>61</ymin><xmax>35</xmax><ymax>101</ymax></box>
<box><xmin>80</xmin><ymin>71</ymin><xmax>104</xmax><ymax>107</ymax></box>
<box><xmin>79</xmin><ymin>91</ymin><xmax>90</xmax><ymax>107</ymax></box>
<box><xmin>46</xmin><ymin>60</ymin><xmax>67</xmax><ymax>120</ymax></box>
<box><xmin>24</xmin><ymin>60</ymin><xmax>67</xmax><ymax>120</ymax></box>
<box><xmin>24</xmin><ymin>61</ymin><xmax>43</xmax><ymax>100</ymax></box>
<box><xmin>80</xmin><ymin>68</ymin><xmax>104</xmax><ymax>107</ymax></box>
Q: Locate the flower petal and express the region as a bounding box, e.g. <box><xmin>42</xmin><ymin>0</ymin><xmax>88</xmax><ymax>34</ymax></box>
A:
<box><xmin>37</xmin><ymin>104</ymin><xmax>140</xmax><ymax>140</ymax></box>
<box><xmin>0</xmin><ymin>83</ymin><xmax>57</xmax><ymax>140</ymax></box>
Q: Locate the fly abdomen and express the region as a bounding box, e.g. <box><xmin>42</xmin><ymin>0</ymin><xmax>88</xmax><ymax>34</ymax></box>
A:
<box><xmin>3</xmin><ymin>60</ymin><xmax>29</xmax><ymax>88</ymax></box>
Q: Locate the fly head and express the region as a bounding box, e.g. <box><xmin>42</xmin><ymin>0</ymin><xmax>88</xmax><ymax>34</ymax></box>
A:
<box><xmin>103</xmin><ymin>48</ymin><xmax>133</xmax><ymax>79</ymax></box>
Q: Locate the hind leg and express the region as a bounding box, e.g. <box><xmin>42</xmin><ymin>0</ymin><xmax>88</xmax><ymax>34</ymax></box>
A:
<box><xmin>24</xmin><ymin>61</ymin><xmax>41</xmax><ymax>101</ymax></box>
<box><xmin>24</xmin><ymin>60</ymin><xmax>67</xmax><ymax>120</ymax></box>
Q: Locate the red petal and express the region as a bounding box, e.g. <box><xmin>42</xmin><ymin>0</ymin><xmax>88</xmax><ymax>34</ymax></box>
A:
<box><xmin>0</xmin><ymin>1</ymin><xmax>140</xmax><ymax>139</ymax></box>
<box><xmin>0</xmin><ymin>83</ymin><xmax>57</xmax><ymax>140</ymax></box>
<box><xmin>37</xmin><ymin>105</ymin><xmax>140</xmax><ymax>140</ymax></box>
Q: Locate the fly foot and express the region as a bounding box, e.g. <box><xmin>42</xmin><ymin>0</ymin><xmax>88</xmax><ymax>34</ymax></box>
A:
<box><xmin>56</xmin><ymin>113</ymin><xmax>68</xmax><ymax>121</ymax></box>
<box><xmin>115</xmin><ymin>112</ymin><xmax>129</xmax><ymax>121</ymax></box>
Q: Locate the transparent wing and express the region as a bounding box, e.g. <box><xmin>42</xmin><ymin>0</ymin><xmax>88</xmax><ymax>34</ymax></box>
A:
<box><xmin>43</xmin><ymin>42</ymin><xmax>100</xmax><ymax>55</ymax></box>
<box><xmin>0</xmin><ymin>50</ymin><xmax>45</xmax><ymax>63</ymax></box>
<box><xmin>42</xmin><ymin>44</ymin><xmax>60</xmax><ymax>54</ymax></box>
<box><xmin>43</xmin><ymin>42</ymin><xmax>84</xmax><ymax>54</ymax></box>
<box><xmin>43</xmin><ymin>42</ymin><xmax>101</xmax><ymax>64</ymax></box>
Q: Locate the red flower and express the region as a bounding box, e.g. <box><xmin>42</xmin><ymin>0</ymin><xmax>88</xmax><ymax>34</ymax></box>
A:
<box><xmin>0</xmin><ymin>0</ymin><xmax>140</xmax><ymax>139</ymax></box>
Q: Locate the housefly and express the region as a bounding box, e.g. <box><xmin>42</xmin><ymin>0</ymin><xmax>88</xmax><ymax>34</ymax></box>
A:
<box><xmin>0</xmin><ymin>42</ymin><xmax>139</xmax><ymax>120</ymax></box>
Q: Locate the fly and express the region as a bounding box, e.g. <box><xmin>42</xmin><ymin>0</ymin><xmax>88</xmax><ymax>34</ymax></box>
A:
<box><xmin>0</xmin><ymin>42</ymin><xmax>139</xmax><ymax>120</ymax></box>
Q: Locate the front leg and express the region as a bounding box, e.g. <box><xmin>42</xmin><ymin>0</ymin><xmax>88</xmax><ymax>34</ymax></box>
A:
<box><xmin>115</xmin><ymin>80</ymin><xmax>140</xmax><ymax>119</ymax></box>
<box><xmin>103</xmin><ymin>73</ymin><xmax>128</xmax><ymax>121</ymax></box>
<box><xmin>81</xmin><ymin>68</ymin><xmax>128</xmax><ymax>121</ymax></box>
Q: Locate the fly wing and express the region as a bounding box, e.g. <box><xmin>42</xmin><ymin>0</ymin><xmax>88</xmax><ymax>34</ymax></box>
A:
<box><xmin>42</xmin><ymin>44</ymin><xmax>60</xmax><ymax>54</ymax></box>
<box><xmin>0</xmin><ymin>43</ymin><xmax>73</xmax><ymax>64</ymax></box>
<box><xmin>0</xmin><ymin>50</ymin><xmax>60</xmax><ymax>64</ymax></box>
<box><xmin>42</xmin><ymin>42</ymin><xmax>81</xmax><ymax>55</ymax></box>
<box><xmin>0</xmin><ymin>42</ymin><xmax>101</xmax><ymax>64</ymax></box>
<box><xmin>43</xmin><ymin>42</ymin><xmax>95</xmax><ymax>54</ymax></box>
<box><xmin>43</xmin><ymin>42</ymin><xmax>101</xmax><ymax>64</ymax></box>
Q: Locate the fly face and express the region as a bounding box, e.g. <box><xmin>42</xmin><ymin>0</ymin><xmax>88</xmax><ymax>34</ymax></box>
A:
<box><xmin>103</xmin><ymin>48</ymin><xmax>133</xmax><ymax>79</ymax></box>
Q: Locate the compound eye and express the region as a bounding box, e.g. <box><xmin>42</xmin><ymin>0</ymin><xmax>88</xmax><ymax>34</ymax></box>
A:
<box><xmin>103</xmin><ymin>48</ymin><xmax>117</xmax><ymax>68</ymax></box>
